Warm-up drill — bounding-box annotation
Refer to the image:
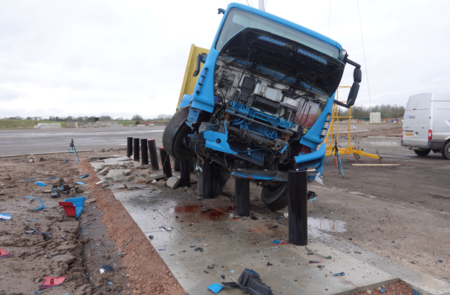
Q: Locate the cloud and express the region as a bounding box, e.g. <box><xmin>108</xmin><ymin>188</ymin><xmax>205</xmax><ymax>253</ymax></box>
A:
<box><xmin>0</xmin><ymin>0</ymin><xmax>449</xmax><ymax>118</ymax></box>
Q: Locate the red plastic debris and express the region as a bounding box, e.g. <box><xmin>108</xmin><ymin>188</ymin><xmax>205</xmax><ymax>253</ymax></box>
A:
<box><xmin>40</xmin><ymin>276</ymin><xmax>66</xmax><ymax>289</ymax></box>
<box><xmin>59</xmin><ymin>202</ymin><xmax>76</xmax><ymax>217</ymax></box>
<box><xmin>0</xmin><ymin>248</ymin><xmax>12</xmax><ymax>258</ymax></box>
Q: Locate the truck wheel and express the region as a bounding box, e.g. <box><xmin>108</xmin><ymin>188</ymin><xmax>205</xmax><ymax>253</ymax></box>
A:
<box><xmin>261</xmin><ymin>183</ymin><xmax>289</xmax><ymax>211</ymax></box>
<box><xmin>414</xmin><ymin>149</ymin><xmax>430</xmax><ymax>157</ymax></box>
<box><xmin>442</xmin><ymin>141</ymin><xmax>450</xmax><ymax>160</ymax></box>
<box><xmin>162</xmin><ymin>107</ymin><xmax>192</xmax><ymax>161</ymax></box>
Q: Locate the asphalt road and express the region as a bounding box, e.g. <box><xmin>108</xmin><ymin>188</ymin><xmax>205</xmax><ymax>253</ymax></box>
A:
<box><xmin>0</xmin><ymin>127</ymin><xmax>165</xmax><ymax>156</ymax></box>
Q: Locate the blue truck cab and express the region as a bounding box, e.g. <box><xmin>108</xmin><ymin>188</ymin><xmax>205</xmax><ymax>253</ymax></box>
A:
<box><xmin>164</xmin><ymin>3</ymin><xmax>361</xmax><ymax>210</ymax></box>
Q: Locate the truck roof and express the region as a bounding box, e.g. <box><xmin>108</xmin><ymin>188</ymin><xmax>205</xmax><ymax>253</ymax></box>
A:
<box><xmin>224</xmin><ymin>3</ymin><xmax>342</xmax><ymax>51</ymax></box>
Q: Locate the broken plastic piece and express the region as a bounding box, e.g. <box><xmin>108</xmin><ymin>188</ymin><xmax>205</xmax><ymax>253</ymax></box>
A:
<box><xmin>333</xmin><ymin>272</ymin><xmax>345</xmax><ymax>276</ymax></box>
<box><xmin>40</xmin><ymin>276</ymin><xmax>66</xmax><ymax>289</ymax></box>
<box><xmin>0</xmin><ymin>248</ymin><xmax>12</xmax><ymax>258</ymax></box>
<box><xmin>24</xmin><ymin>196</ymin><xmax>36</xmax><ymax>199</ymax></box>
<box><xmin>34</xmin><ymin>181</ymin><xmax>47</xmax><ymax>187</ymax></box>
<box><xmin>208</xmin><ymin>283</ymin><xmax>223</xmax><ymax>294</ymax></box>
<box><xmin>222</xmin><ymin>269</ymin><xmax>274</xmax><ymax>295</ymax></box>
<box><xmin>101</xmin><ymin>264</ymin><xmax>114</xmax><ymax>272</ymax></box>
<box><xmin>80</xmin><ymin>174</ymin><xmax>89</xmax><ymax>179</ymax></box>
<box><xmin>305</xmin><ymin>247</ymin><xmax>332</xmax><ymax>259</ymax></box>
<box><xmin>76</xmin><ymin>182</ymin><xmax>85</xmax><ymax>185</ymax></box>
<box><xmin>160</xmin><ymin>226</ymin><xmax>173</xmax><ymax>231</ymax></box>
<box><xmin>46</xmin><ymin>177</ymin><xmax>57</xmax><ymax>180</ymax></box>
<box><xmin>381</xmin><ymin>287</ymin><xmax>386</xmax><ymax>293</ymax></box>
<box><xmin>194</xmin><ymin>247</ymin><xmax>203</xmax><ymax>252</ymax></box>
<box><xmin>308</xmin><ymin>260</ymin><xmax>321</xmax><ymax>264</ymax></box>
<box><xmin>317</xmin><ymin>265</ymin><xmax>325</xmax><ymax>269</ymax></box>
<box><xmin>35</xmin><ymin>197</ymin><xmax>46</xmax><ymax>211</ymax></box>
<box><xmin>59</xmin><ymin>196</ymin><xmax>85</xmax><ymax>218</ymax></box>
<box><xmin>0</xmin><ymin>213</ymin><xmax>12</xmax><ymax>220</ymax></box>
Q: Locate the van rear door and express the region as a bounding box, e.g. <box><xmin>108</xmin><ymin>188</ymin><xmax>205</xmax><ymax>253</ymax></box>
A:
<box><xmin>432</xmin><ymin>93</ymin><xmax>450</xmax><ymax>142</ymax></box>
<box><xmin>402</xmin><ymin>93</ymin><xmax>431</xmax><ymax>148</ymax></box>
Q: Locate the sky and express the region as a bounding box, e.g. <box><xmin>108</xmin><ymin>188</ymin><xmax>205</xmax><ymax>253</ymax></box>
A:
<box><xmin>1</xmin><ymin>0</ymin><xmax>449</xmax><ymax>119</ymax></box>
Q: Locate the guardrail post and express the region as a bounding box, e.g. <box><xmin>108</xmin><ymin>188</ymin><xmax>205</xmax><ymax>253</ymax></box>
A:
<box><xmin>141</xmin><ymin>139</ymin><xmax>148</xmax><ymax>165</ymax></box>
<box><xmin>235</xmin><ymin>160</ymin><xmax>250</xmax><ymax>216</ymax></box>
<box><xmin>203</xmin><ymin>159</ymin><xmax>213</xmax><ymax>199</ymax></box>
<box><xmin>127</xmin><ymin>137</ymin><xmax>133</xmax><ymax>157</ymax></box>
<box><xmin>133</xmin><ymin>138</ymin><xmax>140</xmax><ymax>162</ymax></box>
<box><xmin>159</xmin><ymin>148</ymin><xmax>172</xmax><ymax>178</ymax></box>
<box><xmin>148</xmin><ymin>139</ymin><xmax>159</xmax><ymax>170</ymax></box>
<box><xmin>288</xmin><ymin>169</ymin><xmax>308</xmax><ymax>246</ymax></box>
<box><xmin>179</xmin><ymin>160</ymin><xmax>191</xmax><ymax>187</ymax></box>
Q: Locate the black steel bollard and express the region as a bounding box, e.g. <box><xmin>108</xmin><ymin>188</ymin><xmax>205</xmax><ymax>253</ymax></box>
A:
<box><xmin>159</xmin><ymin>148</ymin><xmax>172</xmax><ymax>178</ymax></box>
<box><xmin>148</xmin><ymin>139</ymin><xmax>159</xmax><ymax>171</ymax></box>
<box><xmin>141</xmin><ymin>139</ymin><xmax>148</xmax><ymax>165</ymax></box>
<box><xmin>288</xmin><ymin>169</ymin><xmax>308</xmax><ymax>246</ymax></box>
<box><xmin>235</xmin><ymin>160</ymin><xmax>250</xmax><ymax>216</ymax></box>
<box><xmin>179</xmin><ymin>160</ymin><xmax>191</xmax><ymax>187</ymax></box>
<box><xmin>127</xmin><ymin>137</ymin><xmax>133</xmax><ymax>158</ymax></box>
<box><xmin>203</xmin><ymin>159</ymin><xmax>213</xmax><ymax>199</ymax></box>
<box><xmin>133</xmin><ymin>138</ymin><xmax>140</xmax><ymax>162</ymax></box>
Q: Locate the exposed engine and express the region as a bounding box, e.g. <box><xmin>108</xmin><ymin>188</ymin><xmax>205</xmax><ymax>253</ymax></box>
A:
<box><xmin>195</xmin><ymin>56</ymin><xmax>325</xmax><ymax>168</ymax></box>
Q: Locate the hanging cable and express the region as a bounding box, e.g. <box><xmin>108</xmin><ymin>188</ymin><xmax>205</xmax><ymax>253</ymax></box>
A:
<box><xmin>357</xmin><ymin>0</ymin><xmax>380</xmax><ymax>161</ymax></box>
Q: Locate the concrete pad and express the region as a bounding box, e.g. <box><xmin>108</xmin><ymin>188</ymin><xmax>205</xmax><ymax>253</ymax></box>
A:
<box><xmin>103</xmin><ymin>156</ymin><xmax>130</xmax><ymax>164</ymax></box>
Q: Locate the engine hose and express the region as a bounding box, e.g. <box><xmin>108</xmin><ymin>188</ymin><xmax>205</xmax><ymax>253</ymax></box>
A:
<box><xmin>227</xmin><ymin>125</ymin><xmax>276</xmax><ymax>147</ymax></box>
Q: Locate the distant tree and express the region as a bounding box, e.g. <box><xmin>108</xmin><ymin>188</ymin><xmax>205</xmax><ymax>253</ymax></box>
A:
<box><xmin>115</xmin><ymin>117</ymin><xmax>124</xmax><ymax>121</ymax></box>
<box><xmin>132</xmin><ymin>114</ymin><xmax>143</xmax><ymax>121</ymax></box>
<box><xmin>26</xmin><ymin>117</ymin><xmax>32</xmax><ymax>120</ymax></box>
<box><xmin>100</xmin><ymin>115</ymin><xmax>112</xmax><ymax>121</ymax></box>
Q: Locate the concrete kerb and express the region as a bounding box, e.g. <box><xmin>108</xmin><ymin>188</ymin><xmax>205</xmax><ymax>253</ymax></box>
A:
<box><xmin>0</xmin><ymin>149</ymin><xmax>101</xmax><ymax>158</ymax></box>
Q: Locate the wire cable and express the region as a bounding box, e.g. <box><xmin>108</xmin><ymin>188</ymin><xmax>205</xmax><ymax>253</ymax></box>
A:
<box><xmin>328</xmin><ymin>0</ymin><xmax>332</xmax><ymax>36</ymax></box>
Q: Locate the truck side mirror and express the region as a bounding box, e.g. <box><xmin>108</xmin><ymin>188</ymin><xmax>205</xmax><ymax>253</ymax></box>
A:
<box><xmin>334</xmin><ymin>59</ymin><xmax>361</xmax><ymax>109</ymax></box>
<box><xmin>347</xmin><ymin>82</ymin><xmax>359</xmax><ymax>107</ymax></box>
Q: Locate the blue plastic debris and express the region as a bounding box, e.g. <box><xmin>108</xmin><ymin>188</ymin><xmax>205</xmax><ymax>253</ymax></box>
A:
<box><xmin>46</xmin><ymin>177</ymin><xmax>57</xmax><ymax>180</ymax></box>
<box><xmin>412</xmin><ymin>290</ymin><xmax>420</xmax><ymax>295</ymax></box>
<box><xmin>333</xmin><ymin>272</ymin><xmax>345</xmax><ymax>276</ymax></box>
<box><xmin>381</xmin><ymin>287</ymin><xmax>386</xmax><ymax>293</ymax></box>
<box><xmin>80</xmin><ymin>174</ymin><xmax>89</xmax><ymax>179</ymax></box>
<box><xmin>35</xmin><ymin>291</ymin><xmax>43</xmax><ymax>294</ymax></box>
<box><xmin>271</xmin><ymin>240</ymin><xmax>282</xmax><ymax>244</ymax></box>
<box><xmin>108</xmin><ymin>282</ymin><xmax>113</xmax><ymax>285</ymax></box>
<box><xmin>0</xmin><ymin>213</ymin><xmax>12</xmax><ymax>220</ymax></box>
<box><xmin>230</xmin><ymin>270</ymin><xmax>235</xmax><ymax>273</ymax></box>
<box><xmin>34</xmin><ymin>181</ymin><xmax>47</xmax><ymax>187</ymax></box>
<box><xmin>438</xmin><ymin>260</ymin><xmax>443</xmax><ymax>263</ymax></box>
<box><xmin>24</xmin><ymin>196</ymin><xmax>36</xmax><ymax>199</ymax></box>
<box><xmin>27</xmin><ymin>219</ymin><xmax>38</xmax><ymax>222</ymax></box>
<box><xmin>76</xmin><ymin>182</ymin><xmax>85</xmax><ymax>185</ymax></box>
<box><xmin>35</xmin><ymin>197</ymin><xmax>46</xmax><ymax>211</ymax></box>
<box><xmin>208</xmin><ymin>283</ymin><xmax>223</xmax><ymax>294</ymax></box>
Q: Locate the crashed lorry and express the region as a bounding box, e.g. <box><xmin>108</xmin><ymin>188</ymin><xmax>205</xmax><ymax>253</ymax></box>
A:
<box><xmin>163</xmin><ymin>3</ymin><xmax>362</xmax><ymax>210</ymax></box>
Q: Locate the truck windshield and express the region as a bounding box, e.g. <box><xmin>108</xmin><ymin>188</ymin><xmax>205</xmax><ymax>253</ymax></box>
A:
<box><xmin>216</xmin><ymin>8</ymin><xmax>340</xmax><ymax>59</ymax></box>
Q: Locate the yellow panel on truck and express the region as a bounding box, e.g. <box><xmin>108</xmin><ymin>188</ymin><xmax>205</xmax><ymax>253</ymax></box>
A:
<box><xmin>177</xmin><ymin>44</ymin><xmax>209</xmax><ymax>109</ymax></box>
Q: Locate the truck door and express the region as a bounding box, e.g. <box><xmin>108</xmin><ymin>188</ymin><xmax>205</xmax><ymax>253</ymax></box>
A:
<box><xmin>403</xmin><ymin>94</ymin><xmax>431</xmax><ymax>148</ymax></box>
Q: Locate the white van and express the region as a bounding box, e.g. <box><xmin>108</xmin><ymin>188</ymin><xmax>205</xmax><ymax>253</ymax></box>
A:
<box><xmin>401</xmin><ymin>93</ymin><xmax>450</xmax><ymax>159</ymax></box>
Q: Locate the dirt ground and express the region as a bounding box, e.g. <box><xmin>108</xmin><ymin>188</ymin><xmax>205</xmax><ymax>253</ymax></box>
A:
<box><xmin>1</xmin><ymin>123</ymin><xmax>448</xmax><ymax>295</ymax></box>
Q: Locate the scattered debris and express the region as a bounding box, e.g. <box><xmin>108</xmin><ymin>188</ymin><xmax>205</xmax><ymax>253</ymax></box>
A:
<box><xmin>148</xmin><ymin>235</ymin><xmax>154</xmax><ymax>239</ymax></box>
<box><xmin>34</xmin><ymin>181</ymin><xmax>47</xmax><ymax>187</ymax></box>
<box><xmin>222</xmin><ymin>269</ymin><xmax>274</xmax><ymax>295</ymax></box>
<box><xmin>39</xmin><ymin>276</ymin><xmax>67</xmax><ymax>289</ymax></box>
<box><xmin>305</xmin><ymin>247</ymin><xmax>332</xmax><ymax>259</ymax></box>
<box><xmin>268</xmin><ymin>225</ymin><xmax>278</xmax><ymax>229</ymax></box>
<box><xmin>221</xmin><ymin>274</ymin><xmax>225</xmax><ymax>279</ymax></box>
<box><xmin>27</xmin><ymin>156</ymin><xmax>35</xmax><ymax>163</ymax></box>
<box><xmin>117</xmin><ymin>238</ymin><xmax>134</xmax><ymax>256</ymax></box>
<box><xmin>24</xmin><ymin>177</ymin><xmax>36</xmax><ymax>182</ymax></box>
<box><xmin>46</xmin><ymin>177</ymin><xmax>57</xmax><ymax>180</ymax></box>
<box><xmin>159</xmin><ymin>226</ymin><xmax>173</xmax><ymax>231</ymax></box>
<box><xmin>80</xmin><ymin>174</ymin><xmax>89</xmax><ymax>179</ymax></box>
<box><xmin>438</xmin><ymin>260</ymin><xmax>443</xmax><ymax>263</ymax></box>
<box><xmin>86</xmin><ymin>198</ymin><xmax>96</xmax><ymax>204</ymax></box>
<box><xmin>308</xmin><ymin>260</ymin><xmax>321</xmax><ymax>264</ymax></box>
<box><xmin>317</xmin><ymin>265</ymin><xmax>325</xmax><ymax>269</ymax></box>
<box><xmin>35</xmin><ymin>197</ymin><xmax>46</xmax><ymax>211</ymax></box>
<box><xmin>100</xmin><ymin>264</ymin><xmax>114</xmax><ymax>272</ymax></box>
<box><xmin>194</xmin><ymin>247</ymin><xmax>203</xmax><ymax>252</ymax></box>
<box><xmin>76</xmin><ymin>181</ymin><xmax>85</xmax><ymax>185</ymax></box>
<box><xmin>354</xmin><ymin>251</ymin><xmax>362</xmax><ymax>254</ymax></box>
<box><xmin>166</xmin><ymin>176</ymin><xmax>181</xmax><ymax>189</ymax></box>
<box><xmin>266</xmin><ymin>262</ymin><xmax>272</xmax><ymax>266</ymax></box>
<box><xmin>59</xmin><ymin>197</ymin><xmax>85</xmax><ymax>217</ymax></box>
<box><xmin>0</xmin><ymin>213</ymin><xmax>12</xmax><ymax>220</ymax></box>
<box><xmin>27</xmin><ymin>219</ymin><xmax>38</xmax><ymax>222</ymax></box>
<box><xmin>0</xmin><ymin>248</ymin><xmax>12</xmax><ymax>258</ymax></box>
<box><xmin>333</xmin><ymin>272</ymin><xmax>345</xmax><ymax>276</ymax></box>
<box><xmin>208</xmin><ymin>283</ymin><xmax>223</xmax><ymax>294</ymax></box>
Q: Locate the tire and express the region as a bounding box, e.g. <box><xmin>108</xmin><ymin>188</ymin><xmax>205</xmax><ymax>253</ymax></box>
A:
<box><xmin>442</xmin><ymin>141</ymin><xmax>450</xmax><ymax>160</ymax></box>
<box><xmin>261</xmin><ymin>183</ymin><xmax>289</xmax><ymax>211</ymax></box>
<box><xmin>414</xmin><ymin>149</ymin><xmax>430</xmax><ymax>157</ymax></box>
<box><xmin>162</xmin><ymin>107</ymin><xmax>192</xmax><ymax>161</ymax></box>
